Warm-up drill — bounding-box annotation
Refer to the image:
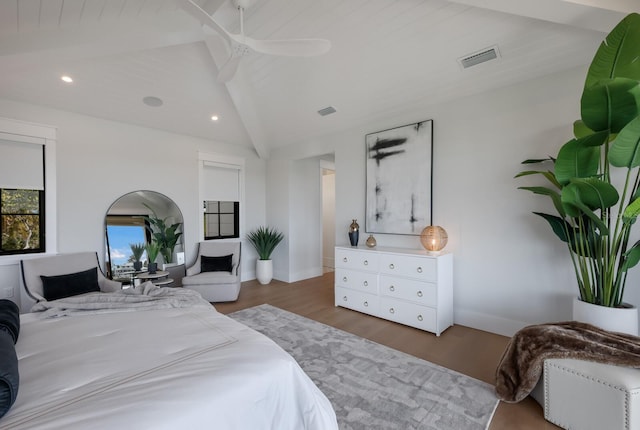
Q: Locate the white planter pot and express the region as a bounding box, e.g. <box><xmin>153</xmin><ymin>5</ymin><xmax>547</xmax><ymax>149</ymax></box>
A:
<box><xmin>572</xmin><ymin>297</ymin><xmax>639</xmax><ymax>336</ymax></box>
<box><xmin>256</xmin><ymin>259</ymin><xmax>273</xmax><ymax>285</ymax></box>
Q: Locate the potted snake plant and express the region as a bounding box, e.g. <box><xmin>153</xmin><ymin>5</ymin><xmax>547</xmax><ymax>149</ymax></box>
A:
<box><xmin>247</xmin><ymin>226</ymin><xmax>284</xmax><ymax>285</ymax></box>
<box><xmin>145</xmin><ymin>241</ymin><xmax>161</xmax><ymax>274</ymax></box>
<box><xmin>516</xmin><ymin>13</ymin><xmax>640</xmax><ymax>334</ymax></box>
<box><xmin>129</xmin><ymin>242</ymin><xmax>145</xmax><ymax>271</ymax></box>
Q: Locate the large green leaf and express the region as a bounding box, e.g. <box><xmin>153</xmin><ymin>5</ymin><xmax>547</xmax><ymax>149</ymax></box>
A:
<box><xmin>573</xmin><ymin>120</ymin><xmax>593</xmax><ymax>138</ymax></box>
<box><xmin>520</xmin><ymin>157</ymin><xmax>554</xmax><ymax>164</ymax></box>
<box><xmin>623</xmin><ymin>196</ymin><xmax>640</xmax><ymax>224</ymax></box>
<box><xmin>533</xmin><ymin>212</ymin><xmax>570</xmax><ymax>243</ymax></box>
<box><xmin>581</xmin><ymin>78</ymin><xmax>640</xmax><ymax>133</ymax></box>
<box><xmin>585</xmin><ymin>13</ymin><xmax>640</xmax><ymax>87</ymax></box>
<box><xmin>564</xmin><ymin>178</ymin><xmax>619</xmax><ymax>210</ymax></box>
<box><xmin>515</xmin><ymin>170</ymin><xmax>561</xmax><ymax>188</ymax></box>
<box><xmin>519</xmin><ymin>186</ymin><xmax>565</xmax><ymax>217</ymax></box>
<box><xmin>561</xmin><ymin>179</ymin><xmax>617</xmax><ymax>233</ymax></box>
<box><xmin>534</xmin><ymin>212</ymin><xmax>600</xmax><ymax>257</ymax></box>
<box><xmin>610</xmin><ymin>116</ymin><xmax>640</xmax><ymax>168</ymax></box>
<box><xmin>622</xmin><ymin>241</ymin><xmax>640</xmax><ymax>271</ymax></box>
<box><xmin>555</xmin><ymin>132</ymin><xmax>607</xmax><ymax>185</ymax></box>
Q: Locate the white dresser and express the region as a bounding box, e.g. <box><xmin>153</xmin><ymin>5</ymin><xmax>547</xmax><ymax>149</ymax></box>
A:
<box><xmin>334</xmin><ymin>246</ymin><xmax>453</xmax><ymax>336</ymax></box>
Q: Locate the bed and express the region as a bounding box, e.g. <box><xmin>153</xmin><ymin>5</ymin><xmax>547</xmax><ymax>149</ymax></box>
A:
<box><xmin>0</xmin><ymin>253</ymin><xmax>338</xmax><ymax>430</ymax></box>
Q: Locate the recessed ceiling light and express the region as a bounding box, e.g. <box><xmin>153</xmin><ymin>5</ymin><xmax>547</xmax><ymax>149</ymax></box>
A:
<box><xmin>61</xmin><ymin>75</ymin><xmax>73</xmax><ymax>83</ymax></box>
<box><xmin>211</xmin><ymin>115</ymin><xmax>219</xmax><ymax>121</ymax></box>
<box><xmin>142</xmin><ymin>96</ymin><xmax>163</xmax><ymax>107</ymax></box>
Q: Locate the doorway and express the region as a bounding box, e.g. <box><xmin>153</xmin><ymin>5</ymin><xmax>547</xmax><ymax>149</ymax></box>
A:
<box><xmin>321</xmin><ymin>159</ymin><xmax>335</xmax><ymax>273</ymax></box>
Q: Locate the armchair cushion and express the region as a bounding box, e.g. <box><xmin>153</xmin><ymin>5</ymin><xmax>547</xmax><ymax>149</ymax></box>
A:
<box><xmin>182</xmin><ymin>269</ymin><xmax>238</xmax><ymax>286</ymax></box>
<box><xmin>40</xmin><ymin>267</ymin><xmax>100</xmax><ymax>301</ymax></box>
<box><xmin>201</xmin><ymin>254</ymin><xmax>233</xmax><ymax>273</ymax></box>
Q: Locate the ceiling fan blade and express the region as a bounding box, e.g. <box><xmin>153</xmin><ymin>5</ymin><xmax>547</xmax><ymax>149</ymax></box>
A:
<box><xmin>244</xmin><ymin>38</ymin><xmax>331</xmax><ymax>57</ymax></box>
<box><xmin>176</xmin><ymin>0</ymin><xmax>233</xmax><ymax>45</ymax></box>
<box><xmin>217</xmin><ymin>55</ymin><xmax>243</xmax><ymax>82</ymax></box>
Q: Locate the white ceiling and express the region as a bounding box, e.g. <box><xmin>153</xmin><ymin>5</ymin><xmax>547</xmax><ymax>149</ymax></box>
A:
<box><xmin>0</xmin><ymin>0</ymin><xmax>635</xmax><ymax>158</ymax></box>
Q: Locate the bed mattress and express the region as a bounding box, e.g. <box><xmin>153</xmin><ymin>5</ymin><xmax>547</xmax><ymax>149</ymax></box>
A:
<box><xmin>0</xmin><ymin>306</ymin><xmax>338</xmax><ymax>429</ymax></box>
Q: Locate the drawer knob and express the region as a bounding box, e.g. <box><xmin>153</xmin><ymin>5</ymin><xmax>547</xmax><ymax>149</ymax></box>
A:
<box><xmin>417</xmin><ymin>315</ymin><xmax>423</xmax><ymax>322</ymax></box>
<box><xmin>343</xmin><ymin>276</ymin><xmax>348</xmax><ymax>282</ymax></box>
<box><xmin>343</xmin><ymin>296</ymin><xmax>347</xmax><ymax>301</ymax></box>
<box><xmin>389</xmin><ymin>307</ymin><xmax>395</xmax><ymax>314</ymax></box>
<box><xmin>343</xmin><ymin>257</ymin><xmax>348</xmax><ymax>262</ymax></box>
<box><xmin>363</xmin><ymin>281</ymin><xmax>368</xmax><ymax>286</ymax></box>
<box><xmin>364</xmin><ymin>260</ymin><xmax>368</xmax><ymax>266</ymax></box>
<box><xmin>389</xmin><ymin>263</ymin><xmax>395</xmax><ymax>269</ymax></box>
<box><xmin>364</xmin><ymin>301</ymin><xmax>369</xmax><ymax>307</ymax></box>
<box><xmin>417</xmin><ymin>267</ymin><xmax>423</xmax><ymax>273</ymax></box>
<box><xmin>389</xmin><ymin>285</ymin><xmax>395</xmax><ymax>292</ymax></box>
<box><xmin>417</xmin><ymin>291</ymin><xmax>423</xmax><ymax>297</ymax></box>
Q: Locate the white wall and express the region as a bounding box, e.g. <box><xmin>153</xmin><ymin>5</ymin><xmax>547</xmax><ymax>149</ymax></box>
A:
<box><xmin>268</xmin><ymin>65</ymin><xmax>624</xmax><ymax>336</ymax></box>
<box><xmin>265</xmin><ymin>159</ymin><xmax>290</xmax><ymax>281</ymax></box>
<box><xmin>0</xmin><ymin>99</ymin><xmax>266</xmax><ymax>309</ymax></box>
<box><xmin>322</xmin><ymin>169</ymin><xmax>336</xmax><ymax>269</ymax></box>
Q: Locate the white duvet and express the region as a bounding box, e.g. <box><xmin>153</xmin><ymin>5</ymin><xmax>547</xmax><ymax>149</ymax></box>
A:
<box><xmin>0</xmin><ymin>303</ymin><xmax>338</xmax><ymax>429</ymax></box>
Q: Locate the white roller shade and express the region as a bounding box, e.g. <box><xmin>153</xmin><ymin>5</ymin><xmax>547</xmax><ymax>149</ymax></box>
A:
<box><xmin>202</xmin><ymin>162</ymin><xmax>240</xmax><ymax>202</ymax></box>
<box><xmin>0</xmin><ymin>138</ymin><xmax>44</xmax><ymax>190</ymax></box>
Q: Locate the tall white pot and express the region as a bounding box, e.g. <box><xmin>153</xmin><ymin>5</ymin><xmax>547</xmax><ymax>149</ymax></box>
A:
<box><xmin>256</xmin><ymin>259</ymin><xmax>273</xmax><ymax>285</ymax></box>
<box><xmin>572</xmin><ymin>297</ymin><xmax>639</xmax><ymax>336</ymax></box>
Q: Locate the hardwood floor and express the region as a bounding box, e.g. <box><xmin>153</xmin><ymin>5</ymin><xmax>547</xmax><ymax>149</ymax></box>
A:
<box><xmin>214</xmin><ymin>272</ymin><xmax>560</xmax><ymax>430</ymax></box>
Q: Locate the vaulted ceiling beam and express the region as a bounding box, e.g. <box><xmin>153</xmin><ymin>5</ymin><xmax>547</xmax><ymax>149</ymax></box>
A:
<box><xmin>448</xmin><ymin>0</ymin><xmax>628</xmax><ymax>33</ymax></box>
<box><xmin>202</xmin><ymin>30</ymin><xmax>270</xmax><ymax>159</ymax></box>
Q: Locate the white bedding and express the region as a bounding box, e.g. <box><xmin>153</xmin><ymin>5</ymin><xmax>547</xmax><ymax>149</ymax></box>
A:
<box><xmin>0</xmin><ymin>304</ymin><xmax>338</xmax><ymax>429</ymax></box>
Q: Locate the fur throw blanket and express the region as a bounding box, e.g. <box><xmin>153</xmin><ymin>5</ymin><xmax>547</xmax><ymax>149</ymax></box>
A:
<box><xmin>495</xmin><ymin>321</ymin><xmax>640</xmax><ymax>403</ymax></box>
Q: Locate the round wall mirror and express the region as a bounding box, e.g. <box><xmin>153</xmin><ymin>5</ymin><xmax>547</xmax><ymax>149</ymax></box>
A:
<box><xmin>104</xmin><ymin>190</ymin><xmax>184</xmax><ymax>281</ymax></box>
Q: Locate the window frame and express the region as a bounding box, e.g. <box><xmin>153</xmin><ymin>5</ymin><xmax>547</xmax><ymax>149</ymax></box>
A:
<box><xmin>198</xmin><ymin>152</ymin><xmax>244</xmax><ymax>242</ymax></box>
<box><xmin>0</xmin><ymin>118</ymin><xmax>56</xmax><ymax>264</ymax></box>
<box><xmin>0</xmin><ymin>187</ymin><xmax>46</xmax><ymax>256</ymax></box>
<box><xmin>204</xmin><ymin>201</ymin><xmax>240</xmax><ymax>240</ymax></box>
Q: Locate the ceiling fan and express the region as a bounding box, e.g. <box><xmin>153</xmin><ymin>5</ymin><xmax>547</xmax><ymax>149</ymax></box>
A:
<box><xmin>177</xmin><ymin>0</ymin><xmax>331</xmax><ymax>82</ymax></box>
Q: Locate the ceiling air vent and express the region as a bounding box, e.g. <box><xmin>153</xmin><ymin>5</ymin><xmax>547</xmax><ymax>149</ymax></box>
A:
<box><xmin>458</xmin><ymin>46</ymin><xmax>500</xmax><ymax>69</ymax></box>
<box><xmin>317</xmin><ymin>106</ymin><xmax>337</xmax><ymax>116</ymax></box>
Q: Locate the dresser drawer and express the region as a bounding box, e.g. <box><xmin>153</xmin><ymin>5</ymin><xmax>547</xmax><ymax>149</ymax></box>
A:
<box><xmin>379</xmin><ymin>253</ymin><xmax>436</xmax><ymax>282</ymax></box>
<box><xmin>335</xmin><ymin>248</ymin><xmax>379</xmax><ymax>271</ymax></box>
<box><xmin>335</xmin><ymin>287</ymin><xmax>379</xmax><ymax>314</ymax></box>
<box><xmin>379</xmin><ymin>275</ymin><xmax>436</xmax><ymax>306</ymax></box>
<box><xmin>379</xmin><ymin>297</ymin><xmax>437</xmax><ymax>333</ymax></box>
<box><xmin>335</xmin><ymin>269</ymin><xmax>378</xmax><ymax>294</ymax></box>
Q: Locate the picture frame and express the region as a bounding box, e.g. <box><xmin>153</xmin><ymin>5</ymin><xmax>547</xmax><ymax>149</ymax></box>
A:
<box><xmin>365</xmin><ymin>120</ymin><xmax>433</xmax><ymax>235</ymax></box>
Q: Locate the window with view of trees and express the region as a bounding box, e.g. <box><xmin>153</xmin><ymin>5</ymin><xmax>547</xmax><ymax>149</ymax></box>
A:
<box><xmin>0</xmin><ymin>189</ymin><xmax>44</xmax><ymax>254</ymax></box>
<box><xmin>0</xmin><ymin>135</ymin><xmax>47</xmax><ymax>256</ymax></box>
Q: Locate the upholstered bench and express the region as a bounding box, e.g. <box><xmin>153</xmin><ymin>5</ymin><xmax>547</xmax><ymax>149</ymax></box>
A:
<box><xmin>531</xmin><ymin>358</ymin><xmax>640</xmax><ymax>430</ymax></box>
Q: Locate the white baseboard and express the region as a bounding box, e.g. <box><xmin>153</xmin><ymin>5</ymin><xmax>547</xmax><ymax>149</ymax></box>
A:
<box><xmin>454</xmin><ymin>308</ymin><xmax>530</xmax><ymax>337</ymax></box>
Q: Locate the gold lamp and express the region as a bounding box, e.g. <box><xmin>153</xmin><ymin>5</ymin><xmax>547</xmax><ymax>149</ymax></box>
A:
<box><xmin>420</xmin><ymin>226</ymin><xmax>448</xmax><ymax>253</ymax></box>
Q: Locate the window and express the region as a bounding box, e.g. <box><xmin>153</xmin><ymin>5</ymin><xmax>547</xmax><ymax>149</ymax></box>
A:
<box><xmin>1</xmin><ymin>189</ymin><xmax>45</xmax><ymax>254</ymax></box>
<box><xmin>204</xmin><ymin>201</ymin><xmax>239</xmax><ymax>239</ymax></box>
<box><xmin>199</xmin><ymin>153</ymin><xmax>244</xmax><ymax>241</ymax></box>
<box><xmin>0</xmin><ymin>138</ymin><xmax>46</xmax><ymax>255</ymax></box>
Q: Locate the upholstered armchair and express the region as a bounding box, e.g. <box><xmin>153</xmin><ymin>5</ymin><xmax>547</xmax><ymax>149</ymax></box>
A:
<box><xmin>20</xmin><ymin>252</ymin><xmax>121</xmax><ymax>309</ymax></box>
<box><xmin>182</xmin><ymin>241</ymin><xmax>241</xmax><ymax>302</ymax></box>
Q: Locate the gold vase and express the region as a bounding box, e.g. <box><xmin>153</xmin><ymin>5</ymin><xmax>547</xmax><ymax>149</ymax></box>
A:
<box><xmin>366</xmin><ymin>234</ymin><xmax>377</xmax><ymax>248</ymax></box>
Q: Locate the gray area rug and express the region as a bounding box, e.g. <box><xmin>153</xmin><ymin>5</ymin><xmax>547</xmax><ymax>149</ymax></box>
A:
<box><xmin>229</xmin><ymin>304</ymin><xmax>498</xmax><ymax>430</ymax></box>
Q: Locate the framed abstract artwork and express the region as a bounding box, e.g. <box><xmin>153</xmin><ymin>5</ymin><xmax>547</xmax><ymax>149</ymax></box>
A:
<box><xmin>365</xmin><ymin>120</ymin><xmax>433</xmax><ymax>235</ymax></box>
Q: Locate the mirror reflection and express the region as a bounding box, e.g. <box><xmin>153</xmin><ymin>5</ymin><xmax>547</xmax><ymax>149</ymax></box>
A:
<box><xmin>105</xmin><ymin>191</ymin><xmax>184</xmax><ymax>281</ymax></box>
